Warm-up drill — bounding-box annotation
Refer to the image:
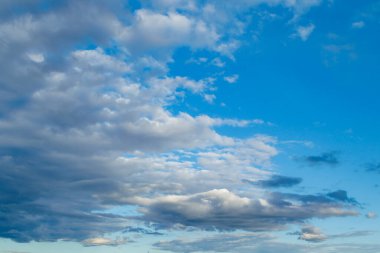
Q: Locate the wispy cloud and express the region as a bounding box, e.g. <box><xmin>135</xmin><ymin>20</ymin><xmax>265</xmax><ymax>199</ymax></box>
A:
<box><xmin>295</xmin><ymin>24</ymin><xmax>315</xmax><ymax>41</ymax></box>
<box><xmin>352</xmin><ymin>21</ymin><xmax>365</xmax><ymax>29</ymax></box>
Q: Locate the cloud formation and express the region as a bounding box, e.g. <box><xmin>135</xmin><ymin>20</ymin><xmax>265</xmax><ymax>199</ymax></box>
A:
<box><xmin>366</xmin><ymin>163</ymin><xmax>380</xmax><ymax>173</ymax></box>
<box><xmin>155</xmin><ymin>233</ymin><xmax>380</xmax><ymax>253</ymax></box>
<box><xmin>297</xmin><ymin>151</ymin><xmax>340</xmax><ymax>166</ymax></box>
<box><xmin>131</xmin><ymin>189</ymin><xmax>357</xmax><ymax>232</ymax></box>
<box><xmin>246</xmin><ymin>175</ymin><xmax>302</xmax><ymax>188</ymax></box>
<box><xmin>0</xmin><ymin>0</ymin><xmax>362</xmax><ymax>248</ymax></box>
<box><xmin>292</xmin><ymin>226</ymin><xmax>327</xmax><ymax>242</ymax></box>
<box><xmin>296</xmin><ymin>24</ymin><xmax>315</xmax><ymax>41</ymax></box>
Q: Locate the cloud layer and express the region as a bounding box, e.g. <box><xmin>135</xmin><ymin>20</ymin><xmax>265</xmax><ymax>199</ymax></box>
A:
<box><xmin>0</xmin><ymin>0</ymin><xmax>365</xmax><ymax>249</ymax></box>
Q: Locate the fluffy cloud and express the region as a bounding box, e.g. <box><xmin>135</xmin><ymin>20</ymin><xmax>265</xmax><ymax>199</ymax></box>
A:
<box><xmin>119</xmin><ymin>9</ymin><xmax>219</xmax><ymax>52</ymax></box>
<box><xmin>131</xmin><ymin>189</ymin><xmax>357</xmax><ymax>232</ymax></box>
<box><xmin>295</xmin><ymin>226</ymin><xmax>327</xmax><ymax>242</ymax></box>
<box><xmin>0</xmin><ymin>0</ymin><xmax>355</xmax><ymax>246</ymax></box>
<box><xmin>295</xmin><ymin>24</ymin><xmax>315</xmax><ymax>41</ymax></box>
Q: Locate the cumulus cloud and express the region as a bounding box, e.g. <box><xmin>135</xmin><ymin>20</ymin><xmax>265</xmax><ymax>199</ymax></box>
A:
<box><xmin>130</xmin><ymin>189</ymin><xmax>357</xmax><ymax>232</ymax></box>
<box><xmin>0</xmin><ymin>0</ymin><xmax>356</xmax><ymax>246</ymax></box>
<box><xmin>119</xmin><ymin>9</ymin><xmax>219</xmax><ymax>52</ymax></box>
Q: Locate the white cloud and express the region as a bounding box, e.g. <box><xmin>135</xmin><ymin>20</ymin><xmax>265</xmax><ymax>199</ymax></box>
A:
<box><xmin>26</xmin><ymin>52</ymin><xmax>45</xmax><ymax>63</ymax></box>
<box><xmin>0</xmin><ymin>0</ymin><xmax>356</xmax><ymax>245</ymax></box>
<box><xmin>204</xmin><ymin>94</ymin><xmax>216</xmax><ymax>103</ymax></box>
<box><xmin>119</xmin><ymin>9</ymin><xmax>219</xmax><ymax>52</ymax></box>
<box><xmin>211</xmin><ymin>57</ymin><xmax>225</xmax><ymax>67</ymax></box>
<box><xmin>297</xmin><ymin>226</ymin><xmax>327</xmax><ymax>242</ymax></box>
<box><xmin>366</xmin><ymin>212</ymin><xmax>377</xmax><ymax>219</ymax></box>
<box><xmin>224</xmin><ymin>74</ymin><xmax>239</xmax><ymax>84</ymax></box>
<box><xmin>296</xmin><ymin>24</ymin><xmax>315</xmax><ymax>41</ymax></box>
<box><xmin>130</xmin><ymin>189</ymin><xmax>357</xmax><ymax>232</ymax></box>
<box><xmin>352</xmin><ymin>21</ymin><xmax>365</xmax><ymax>29</ymax></box>
<box><xmin>82</xmin><ymin>237</ymin><xmax>129</xmax><ymax>247</ymax></box>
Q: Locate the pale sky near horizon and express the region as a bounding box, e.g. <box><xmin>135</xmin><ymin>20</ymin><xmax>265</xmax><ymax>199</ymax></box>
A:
<box><xmin>0</xmin><ymin>0</ymin><xmax>380</xmax><ymax>252</ymax></box>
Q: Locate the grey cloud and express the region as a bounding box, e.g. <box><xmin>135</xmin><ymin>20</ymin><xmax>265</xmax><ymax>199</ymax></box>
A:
<box><xmin>154</xmin><ymin>233</ymin><xmax>273</xmax><ymax>253</ymax></box>
<box><xmin>244</xmin><ymin>175</ymin><xmax>302</xmax><ymax>188</ymax></box>
<box><xmin>292</xmin><ymin>226</ymin><xmax>327</xmax><ymax>242</ymax></box>
<box><xmin>292</xmin><ymin>226</ymin><xmax>373</xmax><ymax>243</ymax></box>
<box><xmin>0</xmin><ymin>0</ymin><xmax>355</xmax><ymax>245</ymax></box>
<box><xmin>297</xmin><ymin>151</ymin><xmax>339</xmax><ymax>166</ymax></box>
<box><xmin>154</xmin><ymin>233</ymin><xmax>380</xmax><ymax>253</ymax></box>
<box><xmin>366</xmin><ymin>163</ymin><xmax>380</xmax><ymax>173</ymax></box>
<box><xmin>131</xmin><ymin>189</ymin><xmax>358</xmax><ymax>233</ymax></box>
<box><xmin>124</xmin><ymin>226</ymin><xmax>163</xmax><ymax>235</ymax></box>
<box><xmin>326</xmin><ymin>190</ymin><xmax>359</xmax><ymax>205</ymax></box>
<box><xmin>329</xmin><ymin>230</ymin><xmax>374</xmax><ymax>239</ymax></box>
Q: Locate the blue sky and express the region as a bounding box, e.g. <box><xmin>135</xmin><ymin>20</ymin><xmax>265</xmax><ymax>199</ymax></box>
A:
<box><xmin>0</xmin><ymin>0</ymin><xmax>379</xmax><ymax>252</ymax></box>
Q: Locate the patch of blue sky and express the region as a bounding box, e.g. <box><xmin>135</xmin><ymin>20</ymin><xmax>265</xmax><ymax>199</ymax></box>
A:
<box><xmin>92</xmin><ymin>205</ymin><xmax>143</xmax><ymax>217</ymax></box>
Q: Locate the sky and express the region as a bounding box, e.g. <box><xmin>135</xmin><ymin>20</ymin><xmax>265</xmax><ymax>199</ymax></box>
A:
<box><xmin>0</xmin><ymin>0</ymin><xmax>380</xmax><ymax>252</ymax></box>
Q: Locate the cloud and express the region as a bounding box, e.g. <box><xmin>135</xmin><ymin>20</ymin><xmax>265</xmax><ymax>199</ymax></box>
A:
<box><xmin>224</xmin><ymin>74</ymin><xmax>239</xmax><ymax>84</ymax></box>
<box><xmin>366</xmin><ymin>163</ymin><xmax>380</xmax><ymax>173</ymax></box>
<box><xmin>124</xmin><ymin>226</ymin><xmax>164</xmax><ymax>235</ymax></box>
<box><xmin>244</xmin><ymin>175</ymin><xmax>302</xmax><ymax>188</ymax></box>
<box><xmin>26</xmin><ymin>52</ymin><xmax>45</xmax><ymax>63</ymax></box>
<box><xmin>295</xmin><ymin>226</ymin><xmax>327</xmax><ymax>242</ymax></box>
<box><xmin>119</xmin><ymin>9</ymin><xmax>220</xmax><ymax>52</ymax></box>
<box><xmin>292</xmin><ymin>226</ymin><xmax>372</xmax><ymax>243</ymax></box>
<box><xmin>130</xmin><ymin>189</ymin><xmax>357</xmax><ymax>232</ymax></box>
<box><xmin>154</xmin><ymin>233</ymin><xmax>273</xmax><ymax>253</ymax></box>
<box><xmin>204</xmin><ymin>94</ymin><xmax>216</xmax><ymax>104</ymax></box>
<box><xmin>297</xmin><ymin>151</ymin><xmax>339</xmax><ymax>166</ymax></box>
<box><xmin>296</xmin><ymin>24</ymin><xmax>315</xmax><ymax>41</ymax></box>
<box><xmin>366</xmin><ymin>212</ymin><xmax>378</xmax><ymax>219</ymax></box>
<box><xmin>352</xmin><ymin>21</ymin><xmax>365</xmax><ymax>29</ymax></box>
<box><xmin>0</xmin><ymin>0</ymin><xmax>357</xmax><ymax>246</ymax></box>
<box><xmin>326</xmin><ymin>190</ymin><xmax>359</xmax><ymax>205</ymax></box>
<box><xmin>81</xmin><ymin>237</ymin><xmax>129</xmax><ymax>247</ymax></box>
<box><xmin>322</xmin><ymin>44</ymin><xmax>356</xmax><ymax>66</ymax></box>
<box><xmin>155</xmin><ymin>233</ymin><xmax>380</xmax><ymax>253</ymax></box>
